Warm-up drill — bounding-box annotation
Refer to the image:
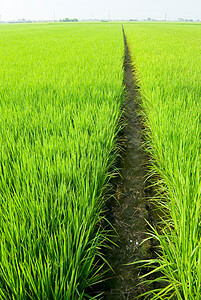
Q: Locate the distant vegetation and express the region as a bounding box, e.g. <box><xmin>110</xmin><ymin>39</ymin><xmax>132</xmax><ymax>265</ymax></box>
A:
<box><xmin>60</xmin><ymin>17</ymin><xmax>78</xmax><ymax>22</ymax></box>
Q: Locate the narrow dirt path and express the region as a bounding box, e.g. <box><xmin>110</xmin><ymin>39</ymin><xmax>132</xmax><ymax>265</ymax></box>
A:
<box><xmin>101</xmin><ymin>27</ymin><xmax>151</xmax><ymax>299</ymax></box>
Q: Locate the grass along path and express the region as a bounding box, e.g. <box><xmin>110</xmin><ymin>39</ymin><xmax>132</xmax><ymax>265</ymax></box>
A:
<box><xmin>125</xmin><ymin>23</ymin><xmax>201</xmax><ymax>299</ymax></box>
<box><xmin>0</xmin><ymin>23</ymin><xmax>124</xmax><ymax>299</ymax></box>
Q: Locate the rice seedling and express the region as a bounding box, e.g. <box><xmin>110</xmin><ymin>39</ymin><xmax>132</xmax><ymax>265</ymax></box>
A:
<box><xmin>0</xmin><ymin>23</ymin><xmax>124</xmax><ymax>299</ymax></box>
<box><xmin>125</xmin><ymin>23</ymin><xmax>201</xmax><ymax>299</ymax></box>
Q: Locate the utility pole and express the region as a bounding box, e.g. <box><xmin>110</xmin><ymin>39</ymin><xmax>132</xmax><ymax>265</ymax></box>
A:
<box><xmin>108</xmin><ymin>10</ymin><xmax>110</xmax><ymax>22</ymax></box>
<box><xmin>165</xmin><ymin>12</ymin><xmax>167</xmax><ymax>21</ymax></box>
<box><xmin>54</xmin><ymin>10</ymin><xmax>55</xmax><ymax>22</ymax></box>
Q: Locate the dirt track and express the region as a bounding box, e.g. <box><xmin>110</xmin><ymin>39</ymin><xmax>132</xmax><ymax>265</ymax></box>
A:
<box><xmin>100</xmin><ymin>27</ymin><xmax>152</xmax><ymax>299</ymax></box>
<box><xmin>87</xmin><ymin>27</ymin><xmax>153</xmax><ymax>300</ymax></box>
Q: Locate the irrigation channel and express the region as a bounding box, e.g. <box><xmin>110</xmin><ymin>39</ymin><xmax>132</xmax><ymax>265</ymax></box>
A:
<box><xmin>97</xmin><ymin>28</ymin><xmax>153</xmax><ymax>299</ymax></box>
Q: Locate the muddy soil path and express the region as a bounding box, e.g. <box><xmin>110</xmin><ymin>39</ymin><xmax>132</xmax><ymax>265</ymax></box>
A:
<box><xmin>100</xmin><ymin>27</ymin><xmax>152</xmax><ymax>299</ymax></box>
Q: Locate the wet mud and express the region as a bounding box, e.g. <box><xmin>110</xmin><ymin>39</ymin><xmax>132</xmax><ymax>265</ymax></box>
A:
<box><xmin>87</xmin><ymin>27</ymin><xmax>154</xmax><ymax>300</ymax></box>
<box><xmin>99</xmin><ymin>28</ymin><xmax>152</xmax><ymax>299</ymax></box>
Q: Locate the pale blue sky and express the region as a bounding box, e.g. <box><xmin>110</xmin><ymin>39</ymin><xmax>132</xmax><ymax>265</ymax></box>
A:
<box><xmin>0</xmin><ymin>0</ymin><xmax>200</xmax><ymax>21</ymax></box>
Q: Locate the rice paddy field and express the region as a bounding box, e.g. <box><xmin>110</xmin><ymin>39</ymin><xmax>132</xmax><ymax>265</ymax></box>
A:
<box><xmin>0</xmin><ymin>23</ymin><xmax>124</xmax><ymax>299</ymax></box>
<box><xmin>125</xmin><ymin>23</ymin><xmax>201</xmax><ymax>299</ymax></box>
<box><xmin>0</xmin><ymin>22</ymin><xmax>200</xmax><ymax>299</ymax></box>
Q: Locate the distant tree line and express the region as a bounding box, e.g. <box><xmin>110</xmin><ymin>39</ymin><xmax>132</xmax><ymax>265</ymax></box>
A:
<box><xmin>60</xmin><ymin>18</ymin><xmax>78</xmax><ymax>22</ymax></box>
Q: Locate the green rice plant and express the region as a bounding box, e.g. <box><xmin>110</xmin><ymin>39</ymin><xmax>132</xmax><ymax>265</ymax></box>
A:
<box><xmin>124</xmin><ymin>23</ymin><xmax>201</xmax><ymax>299</ymax></box>
<box><xmin>0</xmin><ymin>23</ymin><xmax>124</xmax><ymax>299</ymax></box>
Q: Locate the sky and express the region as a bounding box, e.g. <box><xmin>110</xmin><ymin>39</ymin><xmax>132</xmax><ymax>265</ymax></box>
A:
<box><xmin>0</xmin><ymin>0</ymin><xmax>200</xmax><ymax>21</ymax></box>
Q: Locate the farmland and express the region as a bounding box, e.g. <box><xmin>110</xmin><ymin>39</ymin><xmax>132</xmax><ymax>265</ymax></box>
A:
<box><xmin>0</xmin><ymin>23</ymin><xmax>124</xmax><ymax>299</ymax></box>
<box><xmin>0</xmin><ymin>22</ymin><xmax>200</xmax><ymax>300</ymax></box>
<box><xmin>125</xmin><ymin>23</ymin><xmax>201</xmax><ymax>299</ymax></box>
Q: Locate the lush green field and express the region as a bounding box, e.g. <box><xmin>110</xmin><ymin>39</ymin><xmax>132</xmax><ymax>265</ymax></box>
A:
<box><xmin>0</xmin><ymin>23</ymin><xmax>124</xmax><ymax>299</ymax></box>
<box><xmin>125</xmin><ymin>23</ymin><xmax>201</xmax><ymax>299</ymax></box>
<box><xmin>1</xmin><ymin>22</ymin><xmax>200</xmax><ymax>299</ymax></box>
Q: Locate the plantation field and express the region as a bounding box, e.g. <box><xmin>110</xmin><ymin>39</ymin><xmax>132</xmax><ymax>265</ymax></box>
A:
<box><xmin>0</xmin><ymin>23</ymin><xmax>124</xmax><ymax>299</ymax></box>
<box><xmin>0</xmin><ymin>22</ymin><xmax>200</xmax><ymax>300</ymax></box>
<box><xmin>125</xmin><ymin>23</ymin><xmax>201</xmax><ymax>299</ymax></box>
